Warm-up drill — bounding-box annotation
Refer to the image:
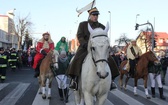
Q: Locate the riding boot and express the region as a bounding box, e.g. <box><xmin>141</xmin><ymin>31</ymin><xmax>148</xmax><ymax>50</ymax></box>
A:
<box><xmin>34</xmin><ymin>68</ymin><xmax>40</xmax><ymax>78</ymax></box>
<box><xmin>110</xmin><ymin>80</ymin><xmax>117</xmax><ymax>90</ymax></box>
<box><xmin>64</xmin><ymin>88</ymin><xmax>68</xmax><ymax>103</ymax></box>
<box><xmin>108</xmin><ymin>56</ymin><xmax>120</xmax><ymax>80</ymax></box>
<box><xmin>151</xmin><ymin>87</ymin><xmax>155</xmax><ymax>98</ymax></box>
<box><xmin>58</xmin><ymin>88</ymin><xmax>63</xmax><ymax>101</ymax></box>
<box><xmin>159</xmin><ymin>87</ymin><xmax>166</xmax><ymax>100</ymax></box>
<box><xmin>69</xmin><ymin>76</ymin><xmax>78</xmax><ymax>91</ymax></box>
<box><xmin>108</xmin><ymin>57</ymin><xmax>119</xmax><ymax>90</ymax></box>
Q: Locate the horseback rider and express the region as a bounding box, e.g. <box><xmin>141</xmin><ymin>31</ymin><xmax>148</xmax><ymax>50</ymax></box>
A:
<box><xmin>55</xmin><ymin>36</ymin><xmax>69</xmax><ymax>54</ymax></box>
<box><xmin>126</xmin><ymin>40</ymin><xmax>142</xmax><ymax>78</ymax></box>
<box><xmin>68</xmin><ymin>7</ymin><xmax>120</xmax><ymax>90</ymax></box>
<box><xmin>33</xmin><ymin>32</ymin><xmax>54</xmax><ymax>78</ymax></box>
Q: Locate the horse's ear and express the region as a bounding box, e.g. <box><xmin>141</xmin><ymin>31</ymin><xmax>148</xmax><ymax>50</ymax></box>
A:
<box><xmin>104</xmin><ymin>22</ymin><xmax>109</xmax><ymax>33</ymax></box>
<box><xmin>88</xmin><ymin>23</ymin><xmax>93</xmax><ymax>34</ymax></box>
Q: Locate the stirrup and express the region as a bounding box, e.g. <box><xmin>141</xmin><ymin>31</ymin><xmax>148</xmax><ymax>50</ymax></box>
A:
<box><xmin>69</xmin><ymin>79</ymin><xmax>78</xmax><ymax>91</ymax></box>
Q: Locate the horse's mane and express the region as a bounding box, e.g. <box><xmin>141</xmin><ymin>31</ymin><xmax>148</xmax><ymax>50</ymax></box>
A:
<box><xmin>45</xmin><ymin>51</ymin><xmax>53</xmax><ymax>61</ymax></box>
<box><xmin>53</xmin><ymin>50</ymin><xmax>59</xmax><ymax>56</ymax></box>
<box><xmin>140</xmin><ymin>50</ymin><xmax>155</xmax><ymax>58</ymax></box>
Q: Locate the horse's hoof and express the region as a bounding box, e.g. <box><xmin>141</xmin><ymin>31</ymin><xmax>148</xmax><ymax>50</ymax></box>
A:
<box><xmin>39</xmin><ymin>92</ymin><xmax>42</xmax><ymax>94</ymax></box>
<box><xmin>42</xmin><ymin>95</ymin><xmax>46</xmax><ymax>99</ymax></box>
<box><xmin>134</xmin><ymin>93</ymin><xmax>138</xmax><ymax>96</ymax></box>
<box><xmin>146</xmin><ymin>95</ymin><xmax>151</xmax><ymax>99</ymax></box>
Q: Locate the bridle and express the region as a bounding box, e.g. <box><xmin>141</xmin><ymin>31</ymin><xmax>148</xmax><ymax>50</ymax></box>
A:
<box><xmin>90</xmin><ymin>35</ymin><xmax>109</xmax><ymax>66</ymax></box>
<box><xmin>51</xmin><ymin>54</ymin><xmax>58</xmax><ymax>65</ymax></box>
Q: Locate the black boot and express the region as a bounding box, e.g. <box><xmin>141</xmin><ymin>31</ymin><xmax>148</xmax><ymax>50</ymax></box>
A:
<box><xmin>58</xmin><ymin>88</ymin><xmax>63</xmax><ymax>101</ymax></box>
<box><xmin>34</xmin><ymin>69</ymin><xmax>40</xmax><ymax>78</ymax></box>
<box><xmin>64</xmin><ymin>88</ymin><xmax>68</xmax><ymax>103</ymax></box>
<box><xmin>159</xmin><ymin>87</ymin><xmax>166</xmax><ymax>100</ymax></box>
<box><xmin>151</xmin><ymin>87</ymin><xmax>155</xmax><ymax>98</ymax></box>
<box><xmin>162</xmin><ymin>80</ymin><xmax>165</xmax><ymax>85</ymax></box>
<box><xmin>1</xmin><ymin>79</ymin><xmax>5</xmax><ymax>83</ymax></box>
<box><xmin>69</xmin><ymin>76</ymin><xmax>78</xmax><ymax>90</ymax></box>
<box><xmin>110</xmin><ymin>81</ymin><xmax>117</xmax><ymax>90</ymax></box>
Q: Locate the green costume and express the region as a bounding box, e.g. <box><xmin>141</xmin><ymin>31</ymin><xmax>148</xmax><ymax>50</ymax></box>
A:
<box><xmin>55</xmin><ymin>37</ymin><xmax>68</xmax><ymax>53</ymax></box>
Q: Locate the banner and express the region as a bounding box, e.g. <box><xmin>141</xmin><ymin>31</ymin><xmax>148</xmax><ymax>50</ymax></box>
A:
<box><xmin>76</xmin><ymin>0</ymin><xmax>96</xmax><ymax>17</ymax></box>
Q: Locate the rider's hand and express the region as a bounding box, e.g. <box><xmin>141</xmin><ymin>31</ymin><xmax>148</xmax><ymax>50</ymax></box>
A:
<box><xmin>135</xmin><ymin>55</ymin><xmax>139</xmax><ymax>58</ymax></box>
<box><xmin>41</xmin><ymin>50</ymin><xmax>47</xmax><ymax>56</ymax></box>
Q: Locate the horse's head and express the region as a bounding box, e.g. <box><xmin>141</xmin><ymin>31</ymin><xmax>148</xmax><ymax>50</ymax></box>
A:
<box><xmin>88</xmin><ymin>23</ymin><xmax>110</xmax><ymax>79</ymax></box>
<box><xmin>146</xmin><ymin>50</ymin><xmax>160</xmax><ymax>65</ymax></box>
<box><xmin>52</xmin><ymin>50</ymin><xmax>59</xmax><ymax>69</ymax></box>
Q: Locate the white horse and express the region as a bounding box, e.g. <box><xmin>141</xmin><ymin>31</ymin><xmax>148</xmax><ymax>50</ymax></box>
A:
<box><xmin>38</xmin><ymin>49</ymin><xmax>59</xmax><ymax>99</ymax></box>
<box><xmin>74</xmin><ymin>23</ymin><xmax>111</xmax><ymax>105</ymax></box>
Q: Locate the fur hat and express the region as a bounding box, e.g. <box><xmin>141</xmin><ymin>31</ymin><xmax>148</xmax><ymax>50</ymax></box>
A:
<box><xmin>42</xmin><ymin>32</ymin><xmax>50</xmax><ymax>36</ymax></box>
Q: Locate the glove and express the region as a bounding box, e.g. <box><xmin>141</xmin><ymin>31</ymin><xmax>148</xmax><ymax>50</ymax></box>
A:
<box><xmin>41</xmin><ymin>50</ymin><xmax>47</xmax><ymax>56</ymax></box>
<box><xmin>82</xmin><ymin>43</ymin><xmax>88</xmax><ymax>49</ymax></box>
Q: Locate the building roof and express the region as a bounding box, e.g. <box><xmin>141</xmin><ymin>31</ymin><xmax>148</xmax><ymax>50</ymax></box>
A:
<box><xmin>137</xmin><ymin>31</ymin><xmax>168</xmax><ymax>39</ymax></box>
<box><xmin>155</xmin><ymin>32</ymin><xmax>168</xmax><ymax>38</ymax></box>
<box><xmin>0</xmin><ymin>15</ymin><xmax>8</xmax><ymax>17</ymax></box>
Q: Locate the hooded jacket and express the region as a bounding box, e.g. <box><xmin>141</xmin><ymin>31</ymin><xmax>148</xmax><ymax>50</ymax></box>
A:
<box><xmin>55</xmin><ymin>37</ymin><xmax>68</xmax><ymax>52</ymax></box>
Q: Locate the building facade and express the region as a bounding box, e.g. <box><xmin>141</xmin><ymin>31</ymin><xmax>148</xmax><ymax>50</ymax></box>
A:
<box><xmin>0</xmin><ymin>15</ymin><xmax>18</xmax><ymax>49</ymax></box>
<box><xmin>136</xmin><ymin>32</ymin><xmax>168</xmax><ymax>55</ymax></box>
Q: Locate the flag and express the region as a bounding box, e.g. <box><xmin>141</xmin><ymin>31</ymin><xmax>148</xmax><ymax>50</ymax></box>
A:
<box><xmin>6</xmin><ymin>8</ymin><xmax>16</xmax><ymax>19</ymax></box>
<box><xmin>76</xmin><ymin>0</ymin><xmax>96</xmax><ymax>17</ymax></box>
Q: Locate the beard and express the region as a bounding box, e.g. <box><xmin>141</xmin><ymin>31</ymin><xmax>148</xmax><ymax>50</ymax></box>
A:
<box><xmin>44</xmin><ymin>38</ymin><xmax>49</xmax><ymax>41</ymax></box>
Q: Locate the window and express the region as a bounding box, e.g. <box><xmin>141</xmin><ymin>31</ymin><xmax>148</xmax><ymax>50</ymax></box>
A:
<box><xmin>159</xmin><ymin>39</ymin><xmax>163</xmax><ymax>43</ymax></box>
<box><xmin>166</xmin><ymin>39</ymin><xmax>168</xmax><ymax>43</ymax></box>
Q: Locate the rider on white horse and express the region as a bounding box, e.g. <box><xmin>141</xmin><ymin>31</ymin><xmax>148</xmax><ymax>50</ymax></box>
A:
<box><xmin>68</xmin><ymin>7</ymin><xmax>119</xmax><ymax>90</ymax></box>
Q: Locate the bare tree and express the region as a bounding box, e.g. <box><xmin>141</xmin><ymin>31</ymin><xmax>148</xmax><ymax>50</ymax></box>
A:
<box><xmin>115</xmin><ymin>33</ymin><xmax>132</xmax><ymax>45</ymax></box>
<box><xmin>14</xmin><ymin>14</ymin><xmax>32</xmax><ymax>50</ymax></box>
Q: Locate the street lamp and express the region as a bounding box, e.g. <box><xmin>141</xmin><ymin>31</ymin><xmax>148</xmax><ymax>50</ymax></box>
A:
<box><xmin>135</xmin><ymin>14</ymin><xmax>140</xmax><ymax>24</ymax></box>
<box><xmin>108</xmin><ymin>11</ymin><xmax>111</xmax><ymax>45</ymax></box>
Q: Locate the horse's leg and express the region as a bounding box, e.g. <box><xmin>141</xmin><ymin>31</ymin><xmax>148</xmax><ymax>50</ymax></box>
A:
<box><xmin>119</xmin><ymin>71</ymin><xmax>124</xmax><ymax>89</ymax></box>
<box><xmin>83</xmin><ymin>92</ymin><xmax>93</xmax><ymax>105</ymax></box>
<box><xmin>74</xmin><ymin>90</ymin><xmax>82</xmax><ymax>105</ymax></box>
<box><xmin>80</xmin><ymin>91</ymin><xmax>85</xmax><ymax>105</ymax></box>
<box><xmin>124</xmin><ymin>74</ymin><xmax>130</xmax><ymax>90</ymax></box>
<box><xmin>38</xmin><ymin>76</ymin><xmax>42</xmax><ymax>94</ymax></box>
<box><xmin>134</xmin><ymin>77</ymin><xmax>138</xmax><ymax>96</ymax></box>
<box><xmin>96</xmin><ymin>93</ymin><xmax>108</xmax><ymax>105</ymax></box>
<box><xmin>144</xmin><ymin>76</ymin><xmax>151</xmax><ymax>99</ymax></box>
<box><xmin>41</xmin><ymin>75</ymin><xmax>47</xmax><ymax>99</ymax></box>
<box><xmin>47</xmin><ymin>77</ymin><xmax>53</xmax><ymax>99</ymax></box>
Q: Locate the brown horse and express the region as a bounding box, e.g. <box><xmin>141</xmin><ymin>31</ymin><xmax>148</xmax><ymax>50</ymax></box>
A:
<box><xmin>119</xmin><ymin>50</ymin><xmax>160</xmax><ymax>99</ymax></box>
<box><xmin>38</xmin><ymin>49</ymin><xmax>59</xmax><ymax>99</ymax></box>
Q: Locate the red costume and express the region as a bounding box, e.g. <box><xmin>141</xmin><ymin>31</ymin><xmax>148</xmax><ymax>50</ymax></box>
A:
<box><xmin>33</xmin><ymin>33</ymin><xmax>54</xmax><ymax>69</ymax></box>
